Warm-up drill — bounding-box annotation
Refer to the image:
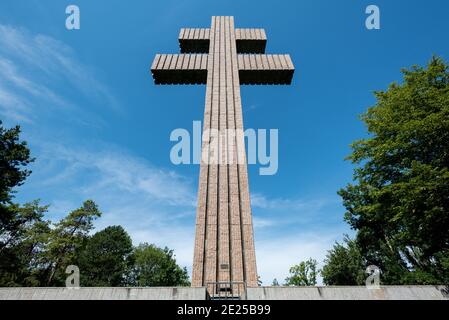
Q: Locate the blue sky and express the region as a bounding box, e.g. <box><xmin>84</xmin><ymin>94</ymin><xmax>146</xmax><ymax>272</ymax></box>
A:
<box><xmin>0</xmin><ymin>0</ymin><xmax>448</xmax><ymax>285</ymax></box>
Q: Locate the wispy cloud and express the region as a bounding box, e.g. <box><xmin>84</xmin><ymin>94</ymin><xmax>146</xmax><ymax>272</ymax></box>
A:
<box><xmin>255</xmin><ymin>230</ymin><xmax>347</xmax><ymax>285</ymax></box>
<box><xmin>20</xmin><ymin>141</ymin><xmax>198</xmax><ymax>272</ymax></box>
<box><xmin>251</xmin><ymin>192</ymin><xmax>331</xmax><ymax>210</ymax></box>
<box><xmin>243</xmin><ymin>104</ymin><xmax>258</xmax><ymax>113</ymax></box>
<box><xmin>31</xmin><ymin>142</ymin><xmax>197</xmax><ymax>209</ymax></box>
<box><xmin>0</xmin><ymin>24</ymin><xmax>119</xmax><ymax>124</ymax></box>
<box><xmin>20</xmin><ymin>139</ymin><xmax>348</xmax><ymax>280</ymax></box>
<box><xmin>1</xmin><ymin>23</ymin><xmax>197</xmax><ymax>273</ymax></box>
<box><xmin>250</xmin><ymin>192</ymin><xmax>342</xmax><ymax>230</ymax></box>
<box><xmin>249</xmin><ymin>191</ymin><xmax>350</xmax><ymax>284</ymax></box>
<box><xmin>1</xmin><ymin>22</ymin><xmax>348</xmax><ymax>282</ymax></box>
<box><xmin>20</xmin><ymin>139</ymin><xmax>347</xmax><ymax>279</ymax></box>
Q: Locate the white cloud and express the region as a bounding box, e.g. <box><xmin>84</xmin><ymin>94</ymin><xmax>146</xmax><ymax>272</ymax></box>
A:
<box><xmin>251</xmin><ymin>192</ymin><xmax>331</xmax><ymax>211</ymax></box>
<box><xmin>20</xmin><ymin>140</ymin><xmax>349</xmax><ymax>280</ymax></box>
<box><xmin>20</xmin><ymin>140</ymin><xmax>348</xmax><ymax>279</ymax></box>
<box><xmin>129</xmin><ymin>225</ymin><xmax>195</xmax><ymax>274</ymax></box>
<box><xmin>2</xmin><ymin>23</ymin><xmax>349</xmax><ymax>283</ymax></box>
<box><xmin>0</xmin><ymin>24</ymin><xmax>119</xmax><ymax>124</ymax></box>
<box><xmin>250</xmin><ymin>193</ymin><xmax>350</xmax><ymax>284</ymax></box>
<box><xmin>20</xmin><ymin>141</ymin><xmax>198</xmax><ymax>270</ymax></box>
<box><xmin>255</xmin><ymin>230</ymin><xmax>347</xmax><ymax>285</ymax></box>
<box><xmin>0</xmin><ymin>23</ymin><xmax>198</xmax><ymax>273</ymax></box>
<box><xmin>253</xmin><ymin>217</ymin><xmax>276</xmax><ymax>229</ymax></box>
<box><xmin>26</xmin><ymin>141</ymin><xmax>197</xmax><ymax>217</ymax></box>
<box><xmin>250</xmin><ymin>192</ymin><xmax>342</xmax><ymax>230</ymax></box>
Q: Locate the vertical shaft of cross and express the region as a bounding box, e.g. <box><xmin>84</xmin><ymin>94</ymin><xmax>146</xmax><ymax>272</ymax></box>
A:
<box><xmin>151</xmin><ymin>16</ymin><xmax>294</xmax><ymax>294</ymax></box>
<box><xmin>192</xmin><ymin>16</ymin><xmax>258</xmax><ymax>290</ymax></box>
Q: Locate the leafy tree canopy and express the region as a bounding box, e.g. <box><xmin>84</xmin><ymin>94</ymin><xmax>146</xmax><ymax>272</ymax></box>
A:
<box><xmin>321</xmin><ymin>236</ymin><xmax>366</xmax><ymax>286</ymax></box>
<box><xmin>0</xmin><ymin>121</ymin><xmax>34</xmax><ymax>204</ymax></box>
<box><xmin>130</xmin><ymin>243</ymin><xmax>190</xmax><ymax>287</ymax></box>
<box><xmin>285</xmin><ymin>258</ymin><xmax>318</xmax><ymax>286</ymax></box>
<box><xmin>0</xmin><ymin>122</ymin><xmax>191</xmax><ymax>287</ymax></box>
<box><xmin>338</xmin><ymin>56</ymin><xmax>449</xmax><ymax>284</ymax></box>
<box><xmin>78</xmin><ymin>225</ymin><xmax>133</xmax><ymax>286</ymax></box>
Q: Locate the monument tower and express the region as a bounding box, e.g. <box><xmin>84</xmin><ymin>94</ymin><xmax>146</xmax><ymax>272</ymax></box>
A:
<box><xmin>151</xmin><ymin>16</ymin><xmax>294</xmax><ymax>293</ymax></box>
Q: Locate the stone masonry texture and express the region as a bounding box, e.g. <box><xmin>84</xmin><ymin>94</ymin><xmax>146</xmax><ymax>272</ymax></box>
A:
<box><xmin>151</xmin><ymin>16</ymin><xmax>294</xmax><ymax>294</ymax></box>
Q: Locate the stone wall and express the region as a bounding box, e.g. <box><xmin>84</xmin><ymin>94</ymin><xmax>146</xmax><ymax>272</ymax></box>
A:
<box><xmin>0</xmin><ymin>287</ymin><xmax>206</xmax><ymax>300</ymax></box>
<box><xmin>247</xmin><ymin>286</ymin><xmax>449</xmax><ymax>300</ymax></box>
<box><xmin>1</xmin><ymin>286</ymin><xmax>447</xmax><ymax>300</ymax></box>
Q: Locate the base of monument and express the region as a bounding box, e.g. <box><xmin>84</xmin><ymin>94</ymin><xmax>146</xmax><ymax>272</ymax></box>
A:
<box><xmin>0</xmin><ymin>286</ymin><xmax>447</xmax><ymax>300</ymax></box>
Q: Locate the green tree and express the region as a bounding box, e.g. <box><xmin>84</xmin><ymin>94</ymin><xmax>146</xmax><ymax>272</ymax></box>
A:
<box><xmin>0</xmin><ymin>121</ymin><xmax>34</xmax><ymax>204</ymax></box>
<box><xmin>285</xmin><ymin>258</ymin><xmax>318</xmax><ymax>286</ymax></box>
<box><xmin>321</xmin><ymin>236</ymin><xmax>366</xmax><ymax>285</ymax></box>
<box><xmin>0</xmin><ymin>201</ymin><xmax>50</xmax><ymax>286</ymax></box>
<box><xmin>339</xmin><ymin>56</ymin><xmax>449</xmax><ymax>284</ymax></box>
<box><xmin>130</xmin><ymin>243</ymin><xmax>190</xmax><ymax>287</ymax></box>
<box><xmin>0</xmin><ymin>122</ymin><xmax>48</xmax><ymax>286</ymax></box>
<box><xmin>271</xmin><ymin>278</ymin><xmax>280</xmax><ymax>286</ymax></box>
<box><xmin>0</xmin><ymin>123</ymin><xmax>192</xmax><ymax>287</ymax></box>
<box><xmin>39</xmin><ymin>200</ymin><xmax>102</xmax><ymax>285</ymax></box>
<box><xmin>78</xmin><ymin>226</ymin><xmax>133</xmax><ymax>286</ymax></box>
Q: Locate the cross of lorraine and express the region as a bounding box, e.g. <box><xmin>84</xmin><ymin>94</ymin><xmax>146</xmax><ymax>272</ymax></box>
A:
<box><xmin>151</xmin><ymin>16</ymin><xmax>295</xmax><ymax>297</ymax></box>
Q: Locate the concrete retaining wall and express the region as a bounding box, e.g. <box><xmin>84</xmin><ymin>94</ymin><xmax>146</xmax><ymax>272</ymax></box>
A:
<box><xmin>1</xmin><ymin>286</ymin><xmax>447</xmax><ymax>300</ymax></box>
<box><xmin>0</xmin><ymin>287</ymin><xmax>206</xmax><ymax>300</ymax></box>
<box><xmin>246</xmin><ymin>286</ymin><xmax>449</xmax><ymax>300</ymax></box>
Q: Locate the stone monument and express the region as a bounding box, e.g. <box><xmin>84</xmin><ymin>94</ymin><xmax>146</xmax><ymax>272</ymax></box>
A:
<box><xmin>151</xmin><ymin>15</ymin><xmax>294</xmax><ymax>296</ymax></box>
